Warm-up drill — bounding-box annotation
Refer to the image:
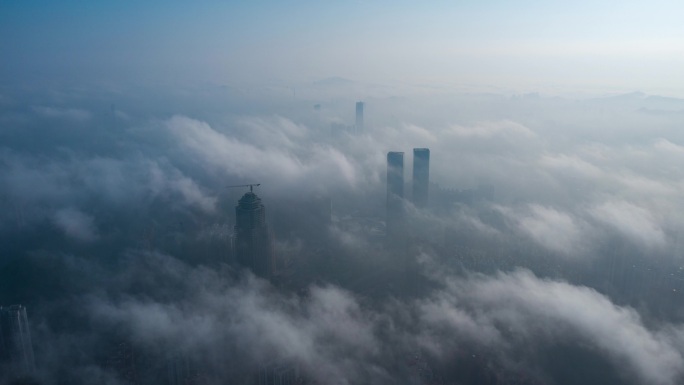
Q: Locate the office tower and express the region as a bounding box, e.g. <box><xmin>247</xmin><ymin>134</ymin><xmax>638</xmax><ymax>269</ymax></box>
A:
<box><xmin>234</xmin><ymin>189</ymin><xmax>275</xmax><ymax>280</ymax></box>
<box><xmin>106</xmin><ymin>341</ymin><xmax>137</xmax><ymax>384</ymax></box>
<box><xmin>412</xmin><ymin>148</ymin><xmax>430</xmax><ymax>208</ymax></box>
<box><xmin>258</xmin><ymin>362</ymin><xmax>300</xmax><ymax>385</ymax></box>
<box><xmin>0</xmin><ymin>305</ymin><xmax>36</xmax><ymax>375</ymax></box>
<box><xmin>386</xmin><ymin>152</ymin><xmax>405</xmax><ymax>241</ymax></box>
<box><xmin>167</xmin><ymin>354</ymin><xmax>199</xmax><ymax>385</ymax></box>
<box><xmin>355</xmin><ymin>101</ymin><xmax>364</xmax><ymax>132</ymax></box>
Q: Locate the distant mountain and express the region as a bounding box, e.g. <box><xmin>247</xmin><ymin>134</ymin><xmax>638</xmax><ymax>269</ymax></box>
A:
<box><xmin>588</xmin><ymin>91</ymin><xmax>684</xmax><ymax>111</ymax></box>
<box><xmin>645</xmin><ymin>94</ymin><xmax>684</xmax><ymax>103</ymax></box>
<box><xmin>638</xmin><ymin>107</ymin><xmax>684</xmax><ymax>115</ymax></box>
<box><xmin>595</xmin><ymin>91</ymin><xmax>647</xmax><ymax>101</ymax></box>
<box><xmin>593</xmin><ymin>91</ymin><xmax>683</xmax><ymax>102</ymax></box>
<box><xmin>313</xmin><ymin>77</ymin><xmax>355</xmax><ymax>86</ymax></box>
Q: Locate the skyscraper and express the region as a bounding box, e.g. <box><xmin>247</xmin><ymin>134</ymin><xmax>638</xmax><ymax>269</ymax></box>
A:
<box><xmin>0</xmin><ymin>305</ymin><xmax>36</xmax><ymax>376</ymax></box>
<box><xmin>412</xmin><ymin>148</ymin><xmax>430</xmax><ymax>208</ymax></box>
<box><xmin>258</xmin><ymin>362</ymin><xmax>300</xmax><ymax>385</ymax></box>
<box><xmin>106</xmin><ymin>341</ymin><xmax>137</xmax><ymax>384</ymax></box>
<box><xmin>233</xmin><ymin>189</ymin><xmax>275</xmax><ymax>280</ymax></box>
<box><xmin>355</xmin><ymin>101</ymin><xmax>364</xmax><ymax>132</ymax></box>
<box><xmin>386</xmin><ymin>152</ymin><xmax>405</xmax><ymax>241</ymax></box>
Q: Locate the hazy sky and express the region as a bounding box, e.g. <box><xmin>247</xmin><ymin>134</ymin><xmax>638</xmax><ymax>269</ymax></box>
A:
<box><xmin>4</xmin><ymin>3</ymin><xmax>684</xmax><ymax>384</ymax></box>
<box><xmin>2</xmin><ymin>1</ymin><xmax>683</xmax><ymax>94</ymax></box>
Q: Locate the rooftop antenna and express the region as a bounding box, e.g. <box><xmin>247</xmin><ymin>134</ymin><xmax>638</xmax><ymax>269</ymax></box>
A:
<box><xmin>227</xmin><ymin>183</ymin><xmax>261</xmax><ymax>193</ymax></box>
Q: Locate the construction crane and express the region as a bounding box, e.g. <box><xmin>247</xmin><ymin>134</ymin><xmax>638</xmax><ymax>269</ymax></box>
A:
<box><xmin>227</xmin><ymin>183</ymin><xmax>261</xmax><ymax>192</ymax></box>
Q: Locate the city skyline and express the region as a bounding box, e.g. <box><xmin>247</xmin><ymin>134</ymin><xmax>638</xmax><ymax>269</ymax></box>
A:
<box><xmin>2</xmin><ymin>1</ymin><xmax>684</xmax><ymax>384</ymax></box>
<box><xmin>355</xmin><ymin>102</ymin><xmax>364</xmax><ymax>133</ymax></box>
<box><xmin>1</xmin><ymin>84</ymin><xmax>684</xmax><ymax>384</ymax></box>
<box><xmin>412</xmin><ymin>148</ymin><xmax>430</xmax><ymax>209</ymax></box>
<box><xmin>0</xmin><ymin>305</ymin><xmax>36</xmax><ymax>379</ymax></box>
<box><xmin>233</xmin><ymin>187</ymin><xmax>275</xmax><ymax>280</ymax></box>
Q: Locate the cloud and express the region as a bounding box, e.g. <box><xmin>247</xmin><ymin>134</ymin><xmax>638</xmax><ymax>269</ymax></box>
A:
<box><xmin>539</xmin><ymin>153</ymin><xmax>604</xmax><ymax>180</ymax></box>
<box><xmin>167</xmin><ymin>115</ymin><xmax>363</xmax><ymax>192</ymax></box>
<box><xmin>590</xmin><ymin>200</ymin><xmax>666</xmax><ymax>248</ymax></box>
<box><xmin>32</xmin><ymin>106</ymin><xmax>92</xmax><ymax>122</ymax></box>
<box><xmin>419</xmin><ymin>269</ymin><xmax>684</xmax><ymax>385</ymax></box>
<box><xmin>237</xmin><ymin>116</ymin><xmax>308</xmax><ymax>149</ymax></box>
<box><xmin>52</xmin><ymin>207</ymin><xmax>99</xmax><ymax>242</ymax></box>
<box><xmin>516</xmin><ymin>205</ymin><xmax>584</xmax><ymax>255</ymax></box>
<box><xmin>654</xmin><ymin>138</ymin><xmax>684</xmax><ymax>155</ymax></box>
<box><xmin>446</xmin><ymin>120</ymin><xmax>536</xmax><ymax>138</ymax></box>
<box><xmin>88</xmin><ymin>258</ymin><xmax>387</xmax><ymax>385</ymax></box>
<box><xmin>5</xmin><ymin>84</ymin><xmax>684</xmax><ymax>385</ymax></box>
<box><xmin>77</xmin><ymin>251</ymin><xmax>684</xmax><ymax>385</ymax></box>
<box><xmin>168</xmin><ymin>115</ymin><xmax>306</xmax><ymax>180</ymax></box>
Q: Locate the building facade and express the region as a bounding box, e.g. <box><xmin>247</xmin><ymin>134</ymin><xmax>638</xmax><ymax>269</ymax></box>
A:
<box><xmin>0</xmin><ymin>305</ymin><xmax>36</xmax><ymax>376</ymax></box>
<box><xmin>386</xmin><ymin>151</ymin><xmax>405</xmax><ymax>242</ymax></box>
<box><xmin>355</xmin><ymin>101</ymin><xmax>364</xmax><ymax>133</ymax></box>
<box><xmin>234</xmin><ymin>190</ymin><xmax>275</xmax><ymax>280</ymax></box>
<box><xmin>412</xmin><ymin>148</ymin><xmax>430</xmax><ymax>208</ymax></box>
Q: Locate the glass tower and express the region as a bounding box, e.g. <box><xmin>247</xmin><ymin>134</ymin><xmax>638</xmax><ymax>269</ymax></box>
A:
<box><xmin>234</xmin><ymin>191</ymin><xmax>275</xmax><ymax>279</ymax></box>
<box><xmin>355</xmin><ymin>101</ymin><xmax>364</xmax><ymax>133</ymax></box>
<box><xmin>386</xmin><ymin>152</ymin><xmax>405</xmax><ymax>241</ymax></box>
<box><xmin>0</xmin><ymin>305</ymin><xmax>36</xmax><ymax>376</ymax></box>
<box><xmin>412</xmin><ymin>148</ymin><xmax>430</xmax><ymax>208</ymax></box>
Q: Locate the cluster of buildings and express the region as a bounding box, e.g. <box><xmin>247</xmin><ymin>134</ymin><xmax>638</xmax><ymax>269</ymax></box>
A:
<box><xmin>231</xmin><ymin>110</ymin><xmax>432</xmax><ymax>286</ymax></box>
<box><xmin>0</xmin><ymin>304</ymin><xmax>36</xmax><ymax>380</ymax></box>
<box><xmin>233</xmin><ymin>185</ymin><xmax>276</xmax><ymax>280</ymax></box>
<box><xmin>330</xmin><ymin>101</ymin><xmax>365</xmax><ymax>136</ymax></box>
<box><xmin>232</xmin><ymin>102</ymin><xmax>433</xmax><ymax>284</ymax></box>
<box><xmin>3</xmin><ymin>101</ymin><xmax>433</xmax><ymax>385</ymax></box>
<box><xmin>386</xmin><ymin>148</ymin><xmax>431</xmax><ymax>242</ymax></box>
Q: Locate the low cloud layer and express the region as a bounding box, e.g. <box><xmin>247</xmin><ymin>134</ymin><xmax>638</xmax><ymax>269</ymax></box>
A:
<box><xmin>2</xmin><ymin>84</ymin><xmax>684</xmax><ymax>384</ymax></box>
<box><xmin>30</xmin><ymin>251</ymin><xmax>684</xmax><ymax>385</ymax></box>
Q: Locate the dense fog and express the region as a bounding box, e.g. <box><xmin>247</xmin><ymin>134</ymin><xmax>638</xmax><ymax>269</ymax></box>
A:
<box><xmin>1</xmin><ymin>80</ymin><xmax>684</xmax><ymax>384</ymax></box>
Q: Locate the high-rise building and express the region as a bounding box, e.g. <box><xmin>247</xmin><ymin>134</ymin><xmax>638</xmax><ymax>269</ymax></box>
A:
<box><xmin>106</xmin><ymin>341</ymin><xmax>137</xmax><ymax>384</ymax></box>
<box><xmin>0</xmin><ymin>305</ymin><xmax>36</xmax><ymax>376</ymax></box>
<box><xmin>258</xmin><ymin>362</ymin><xmax>300</xmax><ymax>385</ymax></box>
<box><xmin>355</xmin><ymin>101</ymin><xmax>364</xmax><ymax>132</ymax></box>
<box><xmin>386</xmin><ymin>152</ymin><xmax>405</xmax><ymax>241</ymax></box>
<box><xmin>412</xmin><ymin>148</ymin><xmax>430</xmax><ymax>208</ymax></box>
<box><xmin>233</xmin><ymin>189</ymin><xmax>275</xmax><ymax>280</ymax></box>
<box><xmin>167</xmin><ymin>353</ymin><xmax>199</xmax><ymax>385</ymax></box>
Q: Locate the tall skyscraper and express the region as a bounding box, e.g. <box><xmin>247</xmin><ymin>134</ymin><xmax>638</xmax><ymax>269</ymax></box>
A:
<box><xmin>0</xmin><ymin>305</ymin><xmax>36</xmax><ymax>376</ymax></box>
<box><xmin>167</xmin><ymin>353</ymin><xmax>199</xmax><ymax>385</ymax></box>
<box><xmin>258</xmin><ymin>362</ymin><xmax>300</xmax><ymax>385</ymax></box>
<box><xmin>355</xmin><ymin>101</ymin><xmax>364</xmax><ymax>132</ymax></box>
<box><xmin>106</xmin><ymin>341</ymin><xmax>137</xmax><ymax>384</ymax></box>
<box><xmin>233</xmin><ymin>189</ymin><xmax>275</xmax><ymax>280</ymax></box>
<box><xmin>412</xmin><ymin>148</ymin><xmax>430</xmax><ymax>208</ymax></box>
<box><xmin>386</xmin><ymin>152</ymin><xmax>405</xmax><ymax>241</ymax></box>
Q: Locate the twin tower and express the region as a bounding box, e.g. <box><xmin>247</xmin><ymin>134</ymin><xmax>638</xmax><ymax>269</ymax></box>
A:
<box><xmin>386</xmin><ymin>148</ymin><xmax>430</xmax><ymax>240</ymax></box>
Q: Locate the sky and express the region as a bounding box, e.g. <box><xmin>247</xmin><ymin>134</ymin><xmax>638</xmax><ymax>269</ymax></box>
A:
<box><xmin>2</xmin><ymin>1</ymin><xmax>683</xmax><ymax>94</ymax></box>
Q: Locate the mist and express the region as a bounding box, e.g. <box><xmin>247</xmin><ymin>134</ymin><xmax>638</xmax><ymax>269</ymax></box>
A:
<box><xmin>3</xmin><ymin>1</ymin><xmax>684</xmax><ymax>384</ymax></box>
<box><xmin>1</xmin><ymin>81</ymin><xmax>684</xmax><ymax>384</ymax></box>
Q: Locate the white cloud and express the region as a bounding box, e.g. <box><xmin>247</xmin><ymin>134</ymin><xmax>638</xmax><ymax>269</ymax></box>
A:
<box><xmin>169</xmin><ymin>173</ymin><xmax>217</xmax><ymax>213</ymax></box>
<box><xmin>539</xmin><ymin>153</ymin><xmax>604</xmax><ymax>179</ymax></box>
<box><xmin>421</xmin><ymin>270</ymin><xmax>684</xmax><ymax>385</ymax></box>
<box><xmin>590</xmin><ymin>200</ymin><xmax>666</xmax><ymax>248</ymax></box>
<box><xmin>517</xmin><ymin>205</ymin><xmax>584</xmax><ymax>254</ymax></box>
<box><xmin>446</xmin><ymin>120</ymin><xmax>535</xmax><ymax>138</ymax></box>
<box><xmin>91</xmin><ymin>272</ymin><xmax>385</xmax><ymax>384</ymax></box>
<box><xmin>33</xmin><ymin>106</ymin><xmax>91</xmax><ymax>122</ymax></box>
<box><xmin>167</xmin><ymin>115</ymin><xmax>361</xmax><ymax>192</ymax></box>
<box><xmin>53</xmin><ymin>207</ymin><xmax>98</xmax><ymax>242</ymax></box>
